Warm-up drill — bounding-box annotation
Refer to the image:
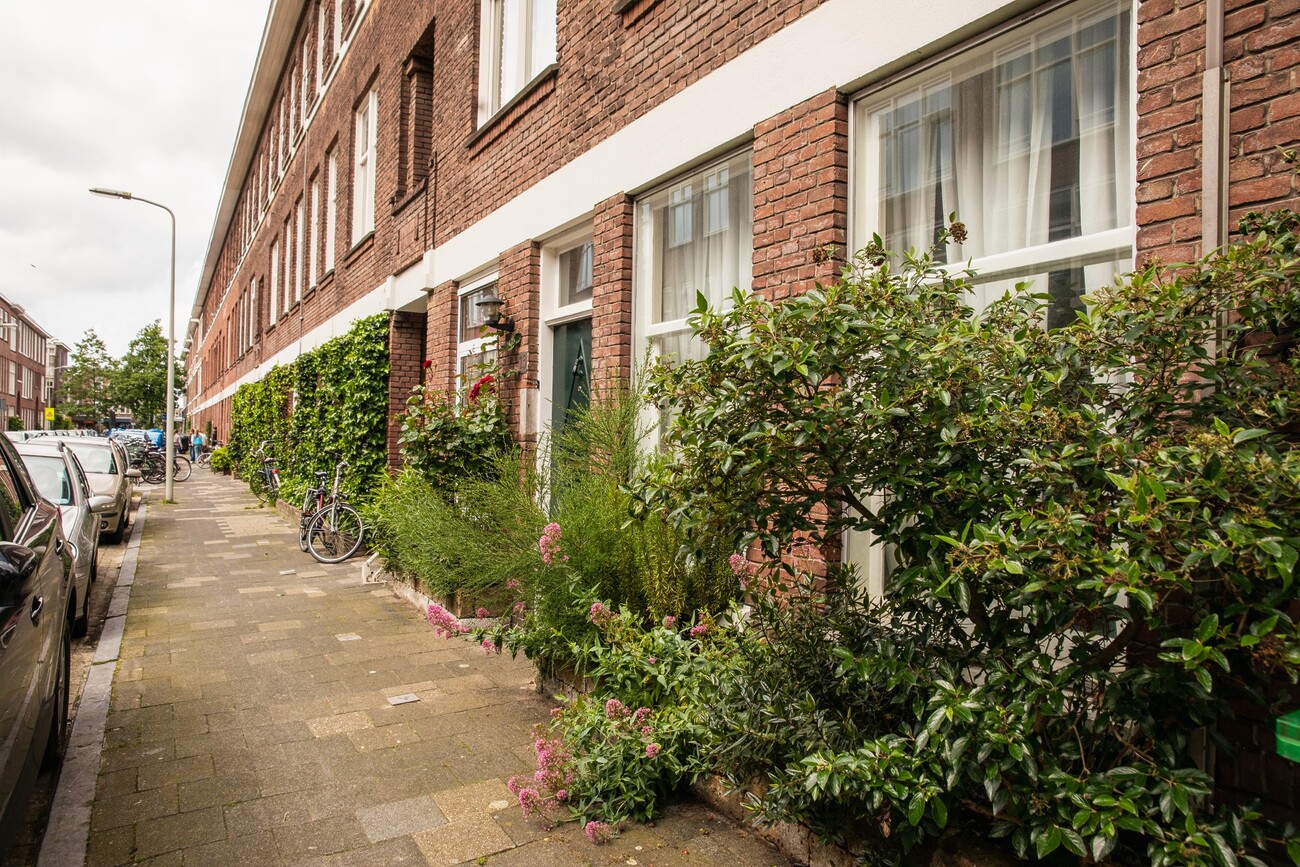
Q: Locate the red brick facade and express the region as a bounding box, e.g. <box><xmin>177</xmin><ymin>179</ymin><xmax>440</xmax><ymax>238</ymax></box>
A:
<box><xmin>187</xmin><ymin>0</ymin><xmax>1299</xmax><ymax>827</ymax></box>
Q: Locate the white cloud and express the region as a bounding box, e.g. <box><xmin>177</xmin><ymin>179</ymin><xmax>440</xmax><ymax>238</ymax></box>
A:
<box><xmin>0</xmin><ymin>1</ymin><xmax>269</xmax><ymax>356</ymax></box>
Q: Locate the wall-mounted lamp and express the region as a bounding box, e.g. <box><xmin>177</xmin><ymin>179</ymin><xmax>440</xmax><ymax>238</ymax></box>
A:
<box><xmin>475</xmin><ymin>289</ymin><xmax>515</xmax><ymax>333</ymax></box>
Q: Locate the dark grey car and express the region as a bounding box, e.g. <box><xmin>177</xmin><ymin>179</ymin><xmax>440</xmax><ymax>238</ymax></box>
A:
<box><xmin>0</xmin><ymin>434</ymin><xmax>73</xmax><ymax>839</ymax></box>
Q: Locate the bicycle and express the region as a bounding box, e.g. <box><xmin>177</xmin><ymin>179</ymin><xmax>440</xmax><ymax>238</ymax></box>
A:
<box><xmin>304</xmin><ymin>457</ymin><xmax>364</xmax><ymax>563</ymax></box>
<box><xmin>297</xmin><ymin>467</ymin><xmax>331</xmax><ymax>552</ymax></box>
<box><xmin>253</xmin><ymin>441</ymin><xmax>281</xmax><ymax>503</ymax></box>
<box><xmin>139</xmin><ymin>445</ymin><xmax>192</xmax><ymax>484</ymax></box>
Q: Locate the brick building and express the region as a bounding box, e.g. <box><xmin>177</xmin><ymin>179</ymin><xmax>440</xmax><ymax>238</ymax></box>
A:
<box><xmin>186</xmin><ymin>0</ymin><xmax>1297</xmax><ymax>827</ymax></box>
<box><xmin>0</xmin><ymin>293</ymin><xmax>54</xmax><ymax>430</ymax></box>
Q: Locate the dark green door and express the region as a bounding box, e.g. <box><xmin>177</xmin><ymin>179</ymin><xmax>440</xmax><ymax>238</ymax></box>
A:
<box><xmin>551</xmin><ymin>318</ymin><xmax>591</xmax><ymax>430</ymax></box>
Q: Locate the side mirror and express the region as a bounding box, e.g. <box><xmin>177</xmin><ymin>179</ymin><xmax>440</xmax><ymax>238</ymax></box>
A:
<box><xmin>126</xmin><ymin>469</ymin><xmax>142</xmax><ymax>480</ymax></box>
<box><xmin>88</xmin><ymin>495</ymin><xmax>116</xmax><ymax>515</ymax></box>
<box><xmin>0</xmin><ymin>541</ymin><xmax>40</xmax><ymax>592</ymax></box>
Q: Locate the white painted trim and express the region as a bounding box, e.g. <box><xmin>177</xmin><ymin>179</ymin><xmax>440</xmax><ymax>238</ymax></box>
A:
<box><xmin>193</xmin><ymin>0</ymin><xmax>1043</xmax><ymax>412</ymax></box>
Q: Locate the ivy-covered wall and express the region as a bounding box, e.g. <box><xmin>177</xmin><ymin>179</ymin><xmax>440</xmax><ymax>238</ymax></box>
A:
<box><xmin>228</xmin><ymin>313</ymin><xmax>391</xmax><ymax>504</ymax></box>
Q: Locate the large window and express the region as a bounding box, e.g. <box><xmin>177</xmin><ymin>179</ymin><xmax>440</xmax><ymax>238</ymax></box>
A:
<box><xmin>269</xmin><ymin>240</ymin><xmax>280</xmax><ymax>327</ymax></box>
<box><xmin>353</xmin><ymin>90</ymin><xmax>377</xmax><ymax>243</ymax></box>
<box><xmin>295</xmin><ymin>198</ymin><xmax>305</xmax><ymax>303</ymax></box>
<box><xmin>457</xmin><ymin>277</ymin><xmax>499</xmax><ymax>394</ymax></box>
<box><xmin>477</xmin><ymin>0</ymin><xmax>557</xmax><ymax>123</ymax></box>
<box><xmin>853</xmin><ymin>0</ymin><xmax>1133</xmax><ymax>327</ymax></box>
<box><xmin>633</xmin><ymin>151</ymin><xmax>753</xmax><ymax>364</ymax></box>
<box><xmin>325</xmin><ymin>151</ymin><xmax>338</xmax><ymax>271</ymax></box>
<box><xmin>309</xmin><ymin>176</ymin><xmax>320</xmax><ymax>288</ymax></box>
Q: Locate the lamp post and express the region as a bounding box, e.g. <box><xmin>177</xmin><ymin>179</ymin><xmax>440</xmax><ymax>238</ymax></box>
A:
<box><xmin>89</xmin><ymin>187</ymin><xmax>178</xmax><ymax>502</ymax></box>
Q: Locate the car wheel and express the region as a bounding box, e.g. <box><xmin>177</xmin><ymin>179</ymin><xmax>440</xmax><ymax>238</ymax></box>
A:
<box><xmin>91</xmin><ymin>546</ymin><xmax>99</xmax><ymax>583</ymax></box>
<box><xmin>107</xmin><ymin>514</ymin><xmax>127</xmax><ymax>545</ymax></box>
<box><xmin>42</xmin><ymin>617</ymin><xmax>71</xmax><ymax>769</ymax></box>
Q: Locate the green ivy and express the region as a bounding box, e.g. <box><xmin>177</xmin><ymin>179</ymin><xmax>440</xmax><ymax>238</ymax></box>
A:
<box><xmin>228</xmin><ymin>313</ymin><xmax>390</xmax><ymax>506</ymax></box>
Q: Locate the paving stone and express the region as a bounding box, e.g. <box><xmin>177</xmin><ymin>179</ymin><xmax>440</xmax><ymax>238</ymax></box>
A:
<box><xmin>412</xmin><ymin>813</ymin><xmax>517</xmax><ymax>865</ymax></box>
<box><xmin>132</xmin><ymin>805</ymin><xmax>226</xmax><ymax>859</ymax></box>
<box><xmin>356</xmin><ymin>794</ymin><xmax>449</xmax><ymax>843</ymax></box>
<box><xmin>431</xmin><ymin>778</ymin><xmax>515</xmax><ymax>823</ymax></box>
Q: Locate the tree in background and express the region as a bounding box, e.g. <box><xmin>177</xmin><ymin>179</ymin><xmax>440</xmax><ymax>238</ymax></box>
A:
<box><xmin>56</xmin><ymin>330</ymin><xmax>118</xmax><ymax>426</ymax></box>
<box><xmin>114</xmin><ymin>321</ymin><xmax>183</xmax><ymax>428</ymax></box>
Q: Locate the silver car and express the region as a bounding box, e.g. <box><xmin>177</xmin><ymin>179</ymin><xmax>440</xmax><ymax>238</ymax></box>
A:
<box><xmin>41</xmin><ymin>437</ymin><xmax>139</xmax><ymax>544</ymax></box>
<box><xmin>15</xmin><ymin>441</ymin><xmax>115</xmax><ymax>637</ymax></box>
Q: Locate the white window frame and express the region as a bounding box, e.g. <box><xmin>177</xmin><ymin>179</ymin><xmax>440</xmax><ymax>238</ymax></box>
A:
<box><xmin>537</xmin><ymin>227</ymin><xmax>595</xmax><ymax>437</ymax></box>
<box><xmin>352</xmin><ymin>89</ymin><xmax>377</xmax><ymax>243</ymax></box>
<box><xmin>309</xmin><ymin>176</ymin><xmax>320</xmax><ymax>288</ymax></box>
<box><xmin>848</xmin><ymin>0</ymin><xmax>1136</xmax><ymax>312</ymax></box>
<box><xmin>476</xmin><ymin>0</ymin><xmax>558</xmax><ymax>124</ymax></box>
<box><xmin>456</xmin><ymin>271</ymin><xmax>501</xmax><ymax>395</ymax></box>
<box><xmin>283</xmin><ymin>216</ymin><xmax>293</xmax><ymax>311</ymax></box>
<box><xmin>295</xmin><ymin>199</ymin><xmax>305</xmax><ymax>302</ymax></box>
<box><xmin>632</xmin><ymin>149</ymin><xmax>754</xmax><ymax>367</ymax></box>
<box><xmin>250</xmin><ymin>277</ymin><xmax>258</xmax><ymax>344</ymax></box>
<box><xmin>269</xmin><ymin>240</ymin><xmax>280</xmax><ymax>326</ymax></box>
<box><xmin>325</xmin><ymin>151</ymin><xmax>338</xmax><ymax>271</ymax></box>
<box><xmin>317</xmin><ymin>0</ymin><xmax>327</xmax><ymax>89</ymax></box>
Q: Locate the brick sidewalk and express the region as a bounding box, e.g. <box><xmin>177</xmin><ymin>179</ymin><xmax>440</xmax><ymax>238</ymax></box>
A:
<box><xmin>82</xmin><ymin>469</ymin><xmax>786</xmax><ymax>866</ymax></box>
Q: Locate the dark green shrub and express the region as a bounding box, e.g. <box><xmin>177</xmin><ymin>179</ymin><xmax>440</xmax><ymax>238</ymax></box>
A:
<box><xmin>398</xmin><ymin>374</ymin><xmax>510</xmax><ymax>486</ymax></box>
<box><xmin>637</xmin><ymin>212</ymin><xmax>1300</xmax><ymax>866</ymax></box>
<box><xmin>208</xmin><ymin>446</ymin><xmax>232</xmax><ymax>475</ymax></box>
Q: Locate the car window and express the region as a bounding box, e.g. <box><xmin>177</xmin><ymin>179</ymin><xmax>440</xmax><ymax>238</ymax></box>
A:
<box><xmin>25</xmin><ymin>456</ymin><xmax>73</xmax><ymax>506</ymax></box>
<box><xmin>65</xmin><ymin>443</ymin><xmax>115</xmax><ymax>475</ymax></box>
<box><xmin>0</xmin><ymin>452</ymin><xmax>30</xmax><ymax>541</ymax></box>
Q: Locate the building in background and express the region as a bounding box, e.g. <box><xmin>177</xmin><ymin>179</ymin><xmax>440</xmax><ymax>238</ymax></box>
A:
<box><xmin>44</xmin><ymin>339</ymin><xmax>70</xmax><ymax>428</ymax></box>
<box><xmin>185</xmin><ymin>0</ymin><xmax>1298</xmax><ymax>827</ymax></box>
<box><xmin>0</xmin><ymin>293</ymin><xmax>54</xmax><ymax>430</ymax></box>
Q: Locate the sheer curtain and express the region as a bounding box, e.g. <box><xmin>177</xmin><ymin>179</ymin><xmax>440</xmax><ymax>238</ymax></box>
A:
<box><xmin>862</xmin><ymin>0</ymin><xmax>1131</xmax><ymax>317</ymax></box>
<box><xmin>637</xmin><ymin>153</ymin><xmax>753</xmax><ymax>363</ymax></box>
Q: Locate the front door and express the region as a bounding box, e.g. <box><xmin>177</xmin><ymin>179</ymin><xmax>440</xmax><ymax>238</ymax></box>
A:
<box><xmin>550</xmin><ymin>318</ymin><xmax>592</xmax><ymax>431</ymax></box>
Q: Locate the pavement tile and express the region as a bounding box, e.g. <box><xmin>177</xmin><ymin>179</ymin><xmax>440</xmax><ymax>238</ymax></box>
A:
<box><xmin>306</xmin><ymin>710</ymin><xmax>375</xmax><ymax>737</ymax></box>
<box><xmin>173</xmin><ymin>830</ymin><xmax>279</xmax><ymax>867</ymax></box>
<box><xmin>355</xmin><ymin>794</ymin><xmax>448</xmax><ymax>843</ymax></box>
<box><xmin>85</xmin><ymin>823</ymin><xmax>135</xmax><ymax>866</ymax></box>
<box><xmin>136</xmin><ymin>753</ymin><xmax>215</xmax><ymax>791</ymax></box>
<box><xmin>273</xmin><ymin>814</ymin><xmax>370</xmax><ymax>859</ymax></box>
<box><xmin>132</xmin><ymin>805</ymin><xmax>226</xmax><ymax>859</ymax></box>
<box><xmin>412</xmin><ymin>813</ymin><xmax>517</xmax><ymax>865</ymax></box>
<box><xmin>90</xmin><ymin>783</ymin><xmax>178</xmax><ymax>831</ymax></box>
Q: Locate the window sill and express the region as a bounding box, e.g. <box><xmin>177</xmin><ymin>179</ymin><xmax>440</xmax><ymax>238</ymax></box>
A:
<box><xmin>466</xmin><ymin>64</ymin><xmax>559</xmax><ymax>152</ymax></box>
<box><xmin>345</xmin><ymin>231</ymin><xmax>375</xmax><ymax>263</ymax></box>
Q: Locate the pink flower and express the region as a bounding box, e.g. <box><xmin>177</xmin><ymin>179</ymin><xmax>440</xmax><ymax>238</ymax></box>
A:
<box><xmin>589</xmin><ymin>602</ymin><xmax>612</xmax><ymax>625</ymax></box>
<box><xmin>663</xmin><ymin>615</ymin><xmax>677</xmax><ymax>628</ymax></box>
<box><xmin>480</xmin><ymin>638</ymin><xmax>499</xmax><ymax>656</ymax></box>
<box><xmin>426</xmin><ymin>603</ymin><xmax>466</xmax><ymax>639</ymax></box>
<box><xmin>518</xmin><ymin>787</ymin><xmax>543</xmax><ymax>817</ymax></box>
<box><xmin>506</xmin><ymin>578</ymin><xmax>522</xmax><ymax>591</ymax></box>
<box><xmin>647</xmin><ymin>656</ymin><xmax>657</xmax><ymax>665</ymax></box>
<box><xmin>646</xmin><ymin>743</ymin><xmax>661</xmax><ymax>759</ymax></box>
<box><xmin>555</xmin><ymin>789</ymin><xmax>568</xmax><ymax>802</ymax></box>
<box><xmin>729</xmin><ymin>553</ymin><xmax>747</xmax><ymax>574</ymax></box>
<box><xmin>633</xmin><ymin>707</ymin><xmax>651</xmax><ymax>725</ymax></box>
<box><xmin>538</xmin><ymin>523</ymin><xmax>569</xmax><ymax>565</ymax></box>
<box><xmin>512</xmin><ymin>600</ymin><xmax>527</xmax><ymax>617</ymax></box>
<box><xmin>641</xmin><ymin>725</ymin><xmax>653</xmax><ymax>736</ymax></box>
<box><xmin>605</xmin><ymin>698</ymin><xmax>629</xmax><ymax>719</ymax></box>
<box><xmin>475</xmin><ymin>607</ymin><xmax>491</xmax><ymax>618</ymax></box>
<box><xmin>690</xmin><ymin>622</ymin><xmax>708</xmax><ymax>638</ymax></box>
<box><xmin>584</xmin><ymin>821</ymin><xmax>614</xmax><ymax>844</ymax></box>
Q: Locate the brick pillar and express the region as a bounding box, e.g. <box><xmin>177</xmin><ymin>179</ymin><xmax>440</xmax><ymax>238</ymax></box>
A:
<box><xmin>424</xmin><ymin>279</ymin><xmax>458</xmax><ymax>393</ymax></box>
<box><xmin>1135</xmin><ymin>0</ymin><xmax>1208</xmax><ymax>264</ymax></box>
<box><xmin>386</xmin><ymin>310</ymin><xmax>427</xmax><ymax>472</ymax></box>
<box><xmin>497</xmin><ymin>240</ymin><xmax>541</xmax><ymax>445</ymax></box>
<box><xmin>752</xmin><ymin>88</ymin><xmax>849</xmax><ymax>301</ymax></box>
<box><xmin>591</xmin><ymin>193</ymin><xmax>634</xmax><ymax>392</ymax></box>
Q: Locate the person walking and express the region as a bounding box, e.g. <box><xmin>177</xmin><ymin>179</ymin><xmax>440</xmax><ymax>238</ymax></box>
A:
<box><xmin>179</xmin><ymin>431</ymin><xmax>191</xmax><ymax>460</ymax></box>
<box><xmin>191</xmin><ymin>430</ymin><xmax>204</xmax><ymax>462</ymax></box>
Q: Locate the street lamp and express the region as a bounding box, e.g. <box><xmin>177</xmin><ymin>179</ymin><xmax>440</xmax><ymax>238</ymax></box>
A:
<box><xmin>89</xmin><ymin>187</ymin><xmax>178</xmax><ymax>502</ymax></box>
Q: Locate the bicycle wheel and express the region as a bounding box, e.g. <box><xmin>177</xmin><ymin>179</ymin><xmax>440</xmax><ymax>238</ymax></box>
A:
<box><xmin>142</xmin><ymin>460</ymin><xmax>165</xmax><ymax>484</ymax></box>
<box><xmin>172</xmin><ymin>456</ymin><xmax>192</xmax><ymax>482</ymax></box>
<box><xmin>298</xmin><ymin>493</ymin><xmax>313</xmax><ymax>551</ymax></box>
<box><xmin>306</xmin><ymin>504</ymin><xmax>364</xmax><ymax>564</ymax></box>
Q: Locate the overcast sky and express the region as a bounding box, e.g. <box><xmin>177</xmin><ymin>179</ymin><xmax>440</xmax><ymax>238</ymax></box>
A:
<box><xmin>0</xmin><ymin>2</ymin><xmax>270</xmax><ymax>359</ymax></box>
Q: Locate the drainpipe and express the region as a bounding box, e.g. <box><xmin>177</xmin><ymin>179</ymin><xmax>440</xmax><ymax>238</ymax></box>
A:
<box><xmin>1195</xmin><ymin>0</ymin><xmax>1228</xmax><ymax>785</ymax></box>
<box><xmin>1201</xmin><ymin>0</ymin><xmax>1229</xmax><ymax>256</ymax></box>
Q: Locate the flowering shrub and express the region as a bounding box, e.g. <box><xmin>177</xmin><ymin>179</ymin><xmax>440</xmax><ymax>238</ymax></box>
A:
<box><xmin>426</xmin><ymin>603</ymin><xmax>465</xmax><ymax>639</ymax></box>
<box><xmin>504</xmin><ymin>601</ymin><xmax>746</xmax><ymax>832</ymax></box>
<box><xmin>397</xmin><ymin>373</ymin><xmax>510</xmax><ymax>486</ymax></box>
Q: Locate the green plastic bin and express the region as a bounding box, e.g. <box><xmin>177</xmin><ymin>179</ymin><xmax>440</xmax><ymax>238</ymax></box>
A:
<box><xmin>1278</xmin><ymin>709</ymin><xmax>1300</xmax><ymax>763</ymax></box>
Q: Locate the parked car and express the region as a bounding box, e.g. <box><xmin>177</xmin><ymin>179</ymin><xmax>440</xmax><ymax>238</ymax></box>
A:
<box><xmin>15</xmin><ymin>441</ymin><xmax>114</xmax><ymax>637</ymax></box>
<box><xmin>0</xmin><ymin>432</ymin><xmax>73</xmax><ymax>839</ymax></box>
<box><xmin>43</xmin><ymin>437</ymin><xmax>139</xmax><ymax>544</ymax></box>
